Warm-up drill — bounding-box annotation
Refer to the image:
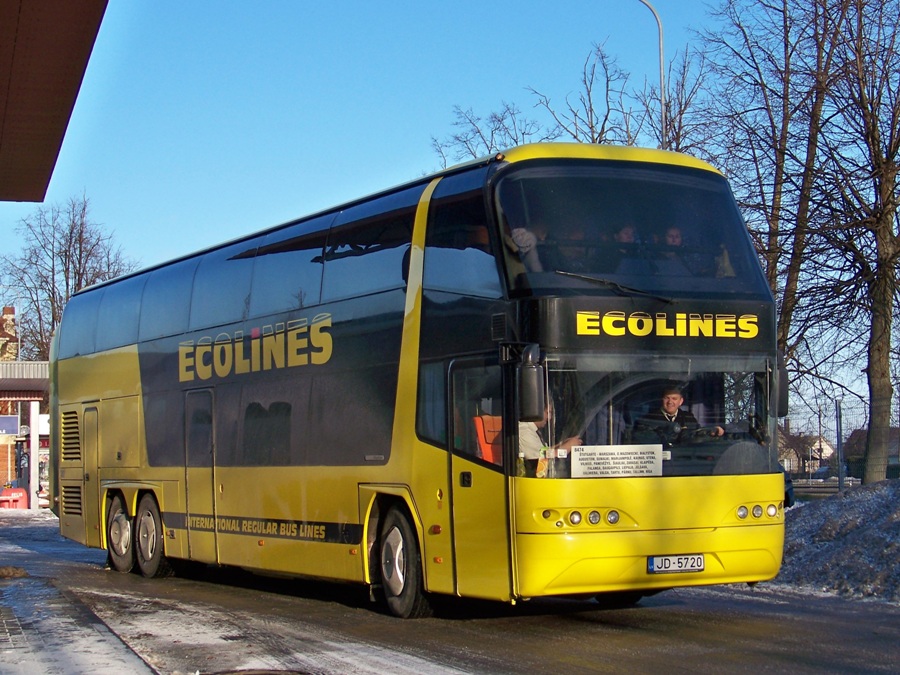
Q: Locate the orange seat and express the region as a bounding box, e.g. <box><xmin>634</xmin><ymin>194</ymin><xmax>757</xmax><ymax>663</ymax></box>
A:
<box><xmin>473</xmin><ymin>415</ymin><xmax>503</xmax><ymax>465</ymax></box>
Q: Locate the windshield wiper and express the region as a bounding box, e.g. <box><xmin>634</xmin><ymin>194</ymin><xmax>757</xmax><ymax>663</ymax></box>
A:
<box><xmin>554</xmin><ymin>270</ymin><xmax>672</xmax><ymax>303</ymax></box>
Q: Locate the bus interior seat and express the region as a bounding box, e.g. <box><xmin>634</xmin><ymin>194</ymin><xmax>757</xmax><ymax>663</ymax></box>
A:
<box><xmin>473</xmin><ymin>415</ymin><xmax>502</xmax><ymax>465</ymax></box>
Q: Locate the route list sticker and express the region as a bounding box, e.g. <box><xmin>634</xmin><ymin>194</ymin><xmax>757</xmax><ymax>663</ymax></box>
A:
<box><xmin>571</xmin><ymin>444</ymin><xmax>663</xmax><ymax>478</ymax></box>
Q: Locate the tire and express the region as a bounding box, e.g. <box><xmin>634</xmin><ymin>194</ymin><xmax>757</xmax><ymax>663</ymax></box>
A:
<box><xmin>379</xmin><ymin>508</ymin><xmax>432</xmax><ymax>619</ymax></box>
<box><xmin>106</xmin><ymin>493</ymin><xmax>134</xmax><ymax>573</ymax></box>
<box><xmin>135</xmin><ymin>493</ymin><xmax>173</xmax><ymax>578</ymax></box>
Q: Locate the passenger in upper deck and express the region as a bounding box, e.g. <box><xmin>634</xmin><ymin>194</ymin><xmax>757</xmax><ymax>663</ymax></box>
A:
<box><xmin>510</xmin><ymin>221</ymin><xmax>548</xmax><ymax>272</ymax></box>
<box><xmin>664</xmin><ymin>225</ymin><xmax>683</xmax><ymax>248</ymax></box>
<box><xmin>632</xmin><ymin>387</ymin><xmax>724</xmax><ymax>448</ymax></box>
<box><xmin>551</xmin><ymin>221</ymin><xmax>592</xmax><ymax>273</ymax></box>
<box><xmin>656</xmin><ymin>225</ymin><xmax>692</xmax><ymax>276</ymax></box>
<box><xmin>596</xmin><ymin>223</ymin><xmax>642</xmax><ymax>274</ymax></box>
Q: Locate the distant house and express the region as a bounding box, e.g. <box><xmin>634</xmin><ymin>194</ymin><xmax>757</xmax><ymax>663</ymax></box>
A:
<box><xmin>843</xmin><ymin>428</ymin><xmax>900</xmax><ymax>479</ymax></box>
<box><xmin>778</xmin><ymin>423</ymin><xmax>835</xmax><ymax>474</ymax></box>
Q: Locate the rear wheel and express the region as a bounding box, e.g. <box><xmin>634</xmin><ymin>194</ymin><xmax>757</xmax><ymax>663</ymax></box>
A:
<box><xmin>135</xmin><ymin>493</ymin><xmax>173</xmax><ymax>578</ymax></box>
<box><xmin>106</xmin><ymin>493</ymin><xmax>134</xmax><ymax>573</ymax></box>
<box><xmin>379</xmin><ymin>508</ymin><xmax>432</xmax><ymax>619</ymax></box>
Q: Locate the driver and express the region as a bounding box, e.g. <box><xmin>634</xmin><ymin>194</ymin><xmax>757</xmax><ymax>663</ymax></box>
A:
<box><xmin>633</xmin><ymin>387</ymin><xmax>724</xmax><ymax>447</ymax></box>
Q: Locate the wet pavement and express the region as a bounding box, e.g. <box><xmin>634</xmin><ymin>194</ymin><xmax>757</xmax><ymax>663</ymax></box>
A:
<box><xmin>0</xmin><ymin>509</ymin><xmax>153</xmax><ymax>674</ymax></box>
<box><xmin>3</xmin><ymin>507</ymin><xmax>900</xmax><ymax>674</ymax></box>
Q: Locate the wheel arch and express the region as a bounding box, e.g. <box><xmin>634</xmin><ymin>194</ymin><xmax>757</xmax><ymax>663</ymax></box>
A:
<box><xmin>99</xmin><ymin>483</ymin><xmax>162</xmax><ymax>551</ymax></box>
<box><xmin>359</xmin><ymin>485</ymin><xmax>425</xmax><ymax>588</ymax></box>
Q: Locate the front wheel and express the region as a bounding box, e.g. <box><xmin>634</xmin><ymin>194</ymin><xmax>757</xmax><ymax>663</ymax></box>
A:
<box><xmin>106</xmin><ymin>493</ymin><xmax>134</xmax><ymax>573</ymax></box>
<box><xmin>135</xmin><ymin>493</ymin><xmax>173</xmax><ymax>578</ymax></box>
<box><xmin>379</xmin><ymin>508</ymin><xmax>432</xmax><ymax>619</ymax></box>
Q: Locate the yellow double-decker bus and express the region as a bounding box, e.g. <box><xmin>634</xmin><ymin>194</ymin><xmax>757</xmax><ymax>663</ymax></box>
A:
<box><xmin>50</xmin><ymin>143</ymin><xmax>787</xmax><ymax>618</ymax></box>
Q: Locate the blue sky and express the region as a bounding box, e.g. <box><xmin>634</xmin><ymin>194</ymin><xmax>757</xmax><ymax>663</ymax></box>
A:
<box><xmin>1</xmin><ymin>1</ymin><xmax>717</xmax><ymax>270</ymax></box>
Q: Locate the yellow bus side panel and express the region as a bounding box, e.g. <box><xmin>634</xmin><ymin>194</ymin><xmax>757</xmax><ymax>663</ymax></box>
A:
<box><xmin>57</xmin><ymin>348</ymin><xmax>141</xmax><ymax>403</ymax></box>
<box><xmin>213</xmin><ymin>466</ymin><xmax>368</xmax><ymax>581</ymax></box>
<box><xmin>56</xmin><ymin>347</ymin><xmax>148</xmax><ymax>549</ymax></box>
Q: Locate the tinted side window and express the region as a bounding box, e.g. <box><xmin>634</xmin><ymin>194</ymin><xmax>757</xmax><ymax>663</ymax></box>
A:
<box><xmin>416</xmin><ymin>360</ymin><xmax>447</xmax><ymax>447</ymax></box>
<box><xmin>451</xmin><ymin>361</ymin><xmax>504</xmax><ymax>467</ymax></box>
<box><xmin>190</xmin><ymin>238</ymin><xmax>261</xmax><ymax>330</ymax></box>
<box><xmin>320</xmin><ymin>186</ymin><xmax>424</xmax><ymax>302</ymax></box>
<box><xmin>185</xmin><ymin>390</ymin><xmax>213</xmax><ymax>468</ymax></box>
<box><xmin>424</xmin><ymin>170</ymin><xmax>501</xmax><ymax>298</ymax></box>
<box><xmin>58</xmin><ymin>290</ymin><xmax>102</xmax><ymax>358</ymax></box>
<box><xmin>249</xmin><ymin>213</ymin><xmax>333</xmax><ymax>318</ymax></box>
<box><xmin>139</xmin><ymin>258</ymin><xmax>200</xmax><ymax>341</ymax></box>
<box><xmin>95</xmin><ymin>274</ymin><xmax>147</xmax><ymax>351</ymax></box>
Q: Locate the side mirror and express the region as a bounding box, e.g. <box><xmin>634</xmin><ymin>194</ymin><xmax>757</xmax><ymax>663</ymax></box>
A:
<box><xmin>777</xmin><ymin>352</ymin><xmax>789</xmax><ymax>418</ymax></box>
<box><xmin>517</xmin><ymin>344</ymin><xmax>545</xmax><ymax>422</ymax></box>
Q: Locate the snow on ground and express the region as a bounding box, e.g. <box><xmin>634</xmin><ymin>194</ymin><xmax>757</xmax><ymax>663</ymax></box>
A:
<box><xmin>774</xmin><ymin>480</ymin><xmax>900</xmax><ymax>603</ymax></box>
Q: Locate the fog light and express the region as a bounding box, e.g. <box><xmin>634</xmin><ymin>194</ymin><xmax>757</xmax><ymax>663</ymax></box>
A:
<box><xmin>569</xmin><ymin>511</ymin><xmax>582</xmax><ymax>525</ymax></box>
<box><xmin>588</xmin><ymin>510</ymin><xmax>601</xmax><ymax>525</ymax></box>
<box><xmin>752</xmin><ymin>505</ymin><xmax>763</xmax><ymax>518</ymax></box>
<box><xmin>542</xmin><ymin>509</ymin><xmax>552</xmax><ymax>519</ymax></box>
<box><xmin>767</xmin><ymin>504</ymin><xmax>778</xmax><ymax>517</ymax></box>
<box><xmin>606</xmin><ymin>510</ymin><xmax>620</xmax><ymax>525</ymax></box>
<box><xmin>737</xmin><ymin>506</ymin><xmax>749</xmax><ymax>519</ymax></box>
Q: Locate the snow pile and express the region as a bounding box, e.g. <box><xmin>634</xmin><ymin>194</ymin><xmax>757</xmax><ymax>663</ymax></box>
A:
<box><xmin>775</xmin><ymin>480</ymin><xmax>900</xmax><ymax>603</ymax></box>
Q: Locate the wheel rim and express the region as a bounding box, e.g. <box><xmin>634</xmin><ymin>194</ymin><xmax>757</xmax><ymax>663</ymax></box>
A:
<box><xmin>109</xmin><ymin>510</ymin><xmax>131</xmax><ymax>556</ymax></box>
<box><xmin>381</xmin><ymin>525</ymin><xmax>406</xmax><ymax>596</ymax></box>
<box><xmin>137</xmin><ymin>508</ymin><xmax>158</xmax><ymax>561</ymax></box>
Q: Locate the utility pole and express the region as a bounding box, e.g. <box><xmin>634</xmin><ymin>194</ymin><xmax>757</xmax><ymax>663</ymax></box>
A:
<box><xmin>836</xmin><ymin>398</ymin><xmax>844</xmax><ymax>491</ymax></box>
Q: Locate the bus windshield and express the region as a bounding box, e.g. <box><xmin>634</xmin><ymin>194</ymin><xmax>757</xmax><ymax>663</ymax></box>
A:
<box><xmin>495</xmin><ymin>160</ymin><xmax>771</xmax><ymax>298</ymax></box>
<box><xmin>523</xmin><ymin>353</ymin><xmax>779</xmax><ymax>479</ymax></box>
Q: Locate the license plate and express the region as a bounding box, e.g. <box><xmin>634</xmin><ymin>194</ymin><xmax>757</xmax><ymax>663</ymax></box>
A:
<box><xmin>647</xmin><ymin>554</ymin><xmax>705</xmax><ymax>574</ymax></box>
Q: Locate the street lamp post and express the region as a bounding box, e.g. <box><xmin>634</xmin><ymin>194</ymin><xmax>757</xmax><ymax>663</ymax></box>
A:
<box><xmin>638</xmin><ymin>0</ymin><xmax>666</xmax><ymax>150</ymax></box>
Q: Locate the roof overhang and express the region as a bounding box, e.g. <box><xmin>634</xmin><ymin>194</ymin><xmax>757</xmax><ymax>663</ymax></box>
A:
<box><xmin>0</xmin><ymin>361</ymin><xmax>48</xmax><ymax>398</ymax></box>
<box><xmin>0</xmin><ymin>0</ymin><xmax>107</xmax><ymax>202</ymax></box>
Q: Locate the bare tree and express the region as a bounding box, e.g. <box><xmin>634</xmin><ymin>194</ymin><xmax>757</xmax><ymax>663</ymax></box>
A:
<box><xmin>701</xmin><ymin>0</ymin><xmax>848</xmax><ymax>362</ymax></box>
<box><xmin>814</xmin><ymin>0</ymin><xmax>900</xmax><ymax>482</ymax></box>
<box><xmin>636</xmin><ymin>47</ymin><xmax>715</xmax><ymax>155</ymax></box>
<box><xmin>703</xmin><ymin>0</ymin><xmax>899</xmax><ymax>481</ymax></box>
<box><xmin>528</xmin><ymin>43</ymin><xmax>638</xmax><ymax>145</ymax></box>
<box><xmin>431</xmin><ymin>102</ymin><xmax>558</xmax><ymax>168</ymax></box>
<box><xmin>433</xmin><ymin>42</ymin><xmax>711</xmax><ymax>163</ymax></box>
<box><xmin>1</xmin><ymin>196</ymin><xmax>138</xmax><ymax>360</ymax></box>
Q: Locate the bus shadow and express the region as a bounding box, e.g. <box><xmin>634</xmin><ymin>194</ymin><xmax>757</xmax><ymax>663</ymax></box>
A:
<box><xmin>168</xmin><ymin>560</ymin><xmax>684</xmax><ymax>621</ymax></box>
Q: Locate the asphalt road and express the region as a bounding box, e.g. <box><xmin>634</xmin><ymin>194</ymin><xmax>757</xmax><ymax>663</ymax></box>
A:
<box><xmin>2</xmin><ymin>509</ymin><xmax>899</xmax><ymax>674</ymax></box>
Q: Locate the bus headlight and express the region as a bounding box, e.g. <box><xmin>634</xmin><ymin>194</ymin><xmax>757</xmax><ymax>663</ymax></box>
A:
<box><xmin>569</xmin><ymin>511</ymin><xmax>582</xmax><ymax>525</ymax></box>
<box><xmin>737</xmin><ymin>506</ymin><xmax>749</xmax><ymax>519</ymax></box>
<box><xmin>766</xmin><ymin>504</ymin><xmax>778</xmax><ymax>518</ymax></box>
<box><xmin>606</xmin><ymin>510</ymin><xmax>620</xmax><ymax>525</ymax></box>
<box><xmin>588</xmin><ymin>510</ymin><xmax>601</xmax><ymax>525</ymax></box>
<box><xmin>752</xmin><ymin>505</ymin><xmax>763</xmax><ymax>518</ymax></box>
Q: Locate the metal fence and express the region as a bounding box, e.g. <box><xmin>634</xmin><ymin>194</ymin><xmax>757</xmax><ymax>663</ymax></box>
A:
<box><xmin>780</xmin><ymin>397</ymin><xmax>899</xmax><ymax>479</ymax></box>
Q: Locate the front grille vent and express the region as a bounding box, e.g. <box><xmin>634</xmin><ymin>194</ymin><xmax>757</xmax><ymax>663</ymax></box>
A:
<box><xmin>491</xmin><ymin>313</ymin><xmax>508</xmax><ymax>341</ymax></box>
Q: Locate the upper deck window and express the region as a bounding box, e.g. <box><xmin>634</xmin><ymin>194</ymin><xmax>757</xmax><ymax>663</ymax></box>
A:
<box><xmin>424</xmin><ymin>169</ymin><xmax>502</xmax><ymax>298</ymax></box>
<box><xmin>320</xmin><ymin>186</ymin><xmax>422</xmax><ymax>303</ymax></box>
<box><xmin>248</xmin><ymin>213</ymin><xmax>332</xmax><ymax>317</ymax></box>
<box><xmin>495</xmin><ymin>160</ymin><xmax>771</xmax><ymax>298</ymax></box>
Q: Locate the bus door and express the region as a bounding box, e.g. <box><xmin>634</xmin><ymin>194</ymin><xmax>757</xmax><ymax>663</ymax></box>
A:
<box><xmin>448</xmin><ymin>361</ymin><xmax>512</xmax><ymax>600</ymax></box>
<box><xmin>184</xmin><ymin>389</ymin><xmax>217</xmax><ymax>563</ymax></box>
<box><xmin>82</xmin><ymin>407</ymin><xmax>101</xmax><ymax>547</ymax></box>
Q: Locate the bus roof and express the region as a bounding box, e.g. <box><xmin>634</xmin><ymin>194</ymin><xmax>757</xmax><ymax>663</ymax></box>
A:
<box><xmin>76</xmin><ymin>143</ymin><xmax>719</xmax><ymax>296</ymax></box>
<box><xmin>495</xmin><ymin>143</ymin><xmax>721</xmax><ymax>175</ymax></box>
